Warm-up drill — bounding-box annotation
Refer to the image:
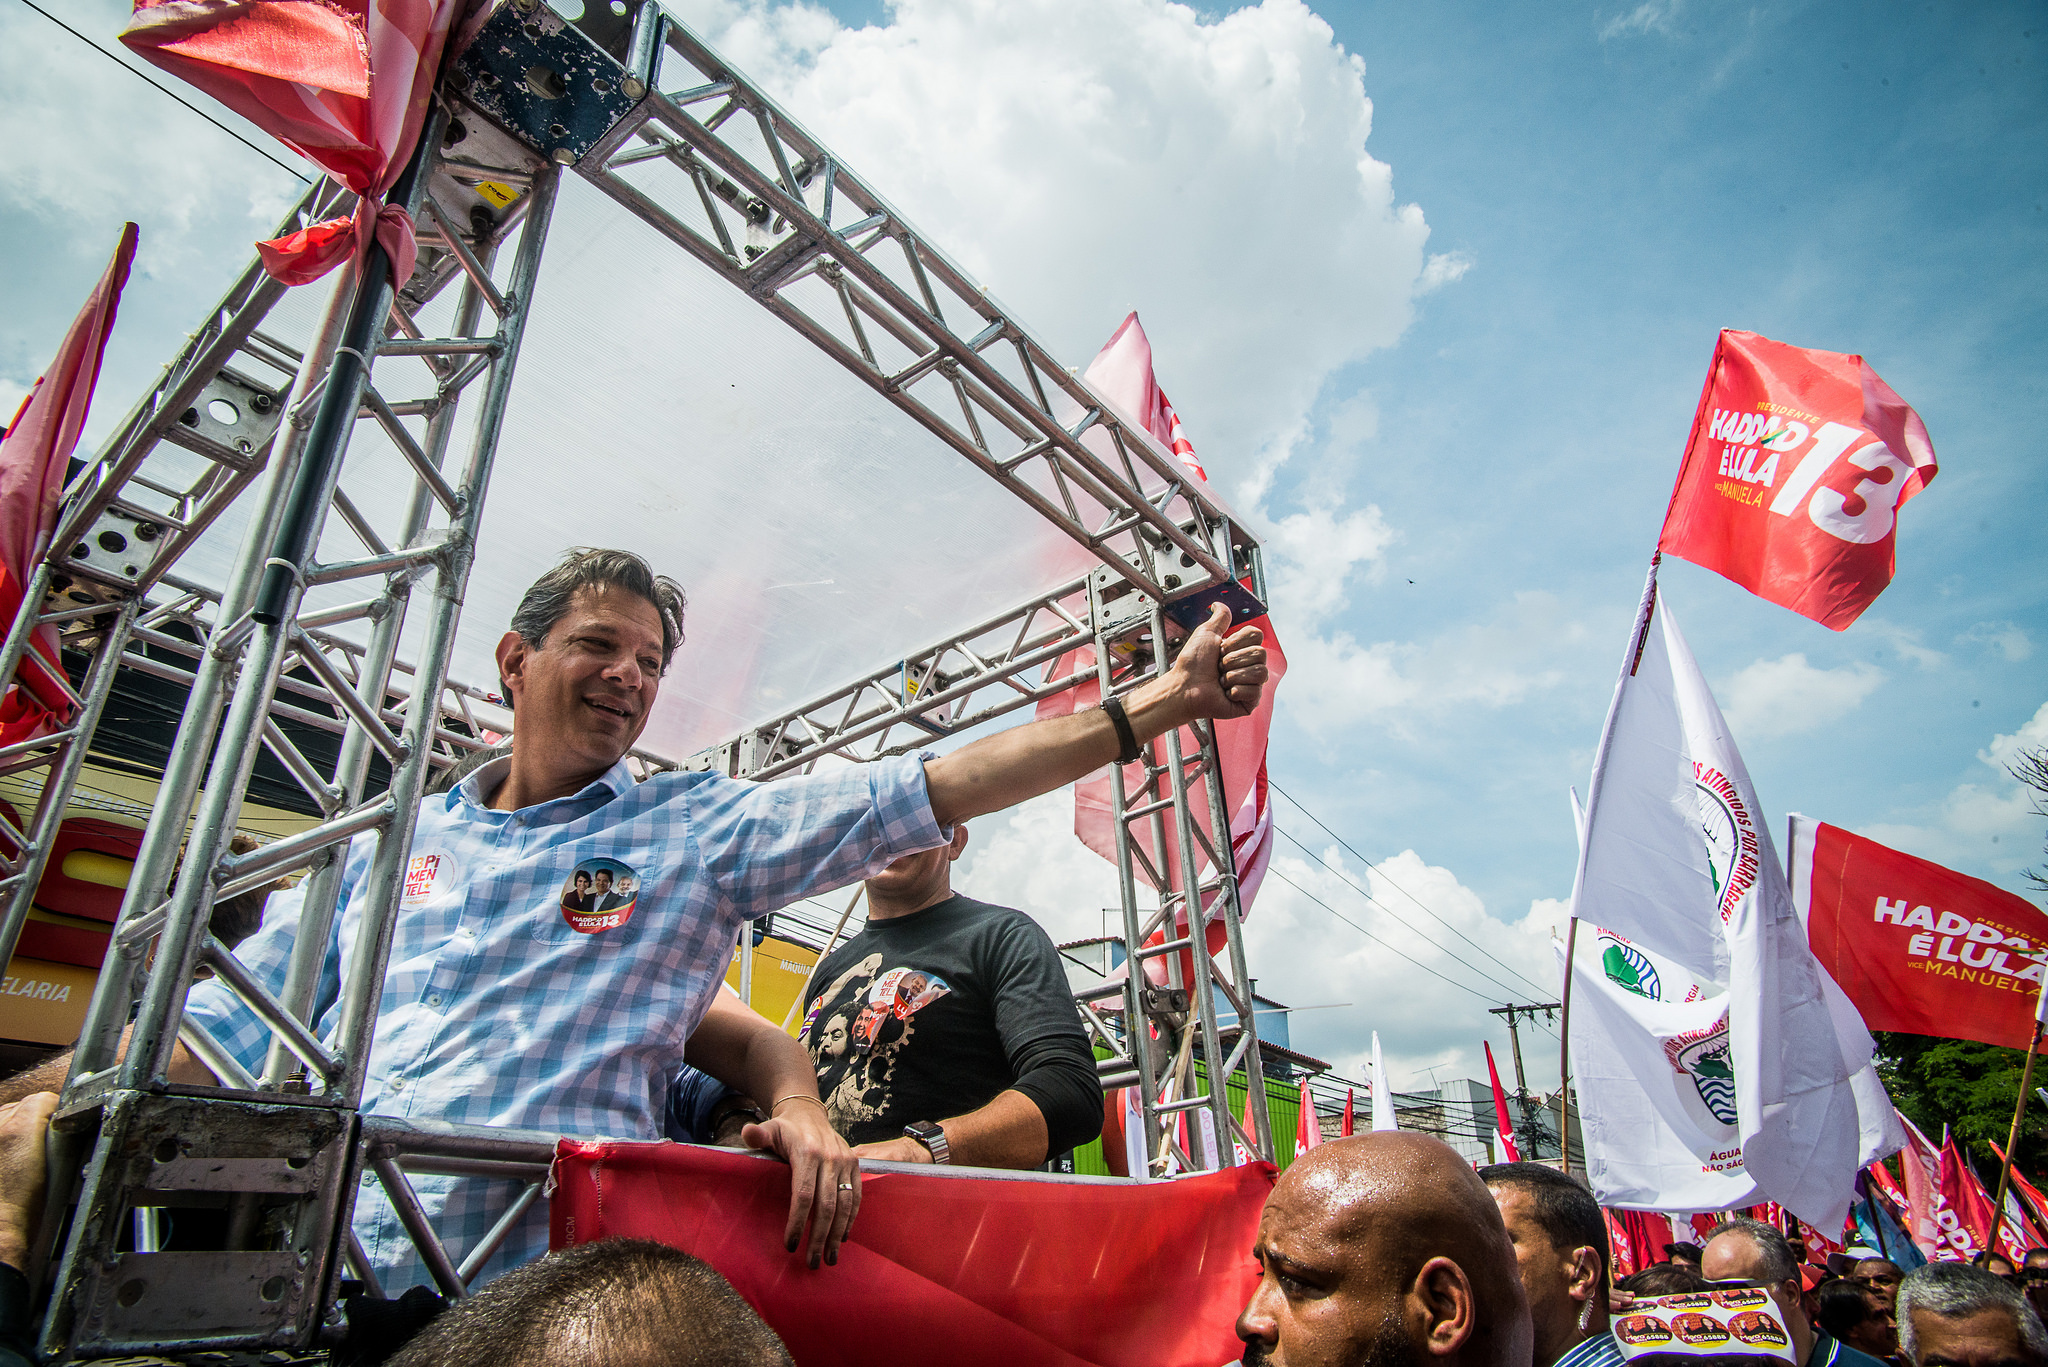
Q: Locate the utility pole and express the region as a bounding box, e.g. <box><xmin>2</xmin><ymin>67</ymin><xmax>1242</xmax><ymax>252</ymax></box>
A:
<box><xmin>1490</xmin><ymin>1002</ymin><xmax>1562</xmax><ymax>1158</ymax></box>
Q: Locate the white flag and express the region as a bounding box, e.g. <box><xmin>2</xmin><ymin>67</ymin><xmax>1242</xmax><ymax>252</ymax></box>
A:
<box><xmin>1563</xmin><ymin>928</ymin><xmax>1761</xmax><ymax>1211</ymax></box>
<box><xmin>1371</xmin><ymin>1031</ymin><xmax>1398</xmax><ymax>1131</ymax></box>
<box><xmin>1568</xmin><ymin>585</ymin><xmax>1900</xmax><ymax>1229</ymax></box>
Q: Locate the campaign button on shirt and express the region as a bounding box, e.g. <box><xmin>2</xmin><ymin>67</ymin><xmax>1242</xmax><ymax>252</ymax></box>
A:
<box><xmin>552</xmin><ymin>856</ymin><xmax>642</xmax><ymax>937</ymax></box>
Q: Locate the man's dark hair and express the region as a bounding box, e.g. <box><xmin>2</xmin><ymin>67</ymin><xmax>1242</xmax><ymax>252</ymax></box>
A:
<box><xmin>385</xmin><ymin>1238</ymin><xmax>791</xmax><ymax>1367</ymax></box>
<box><xmin>1620</xmin><ymin>1263</ymin><xmax>1711</xmax><ymax>1297</ymax></box>
<box><xmin>509</xmin><ymin>548</ymin><xmax>688</xmax><ymax>674</ymax></box>
<box><xmin>1818</xmin><ymin>1278</ymin><xmax>1881</xmax><ymax>1338</ymax></box>
<box><xmin>1479</xmin><ymin>1161</ymin><xmax>1610</xmax><ymax>1282</ymax></box>
<box><xmin>1707</xmin><ymin>1215</ymin><xmax>1798</xmax><ymax>1286</ymax></box>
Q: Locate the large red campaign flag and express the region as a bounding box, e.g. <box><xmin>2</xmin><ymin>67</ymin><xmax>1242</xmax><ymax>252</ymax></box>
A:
<box><xmin>1658</xmin><ymin>330</ymin><xmax>1936</xmax><ymax>630</ymax></box>
<box><xmin>551</xmin><ymin>1140</ymin><xmax>1274</xmax><ymax>1367</ymax></box>
<box><xmin>1790</xmin><ymin>815</ymin><xmax>2048</xmax><ymax>1049</ymax></box>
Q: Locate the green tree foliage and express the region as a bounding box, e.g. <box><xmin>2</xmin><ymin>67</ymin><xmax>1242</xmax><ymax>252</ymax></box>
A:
<box><xmin>1877</xmin><ymin>1032</ymin><xmax>2048</xmax><ymax>1174</ymax></box>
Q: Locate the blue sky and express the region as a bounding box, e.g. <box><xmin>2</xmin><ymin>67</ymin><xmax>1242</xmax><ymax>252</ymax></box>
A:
<box><xmin>1</xmin><ymin>0</ymin><xmax>2042</xmax><ymax>1096</ymax></box>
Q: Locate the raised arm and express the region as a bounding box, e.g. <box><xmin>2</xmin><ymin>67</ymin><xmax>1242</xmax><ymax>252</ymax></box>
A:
<box><xmin>922</xmin><ymin>602</ymin><xmax>1266</xmax><ymax>827</ymax></box>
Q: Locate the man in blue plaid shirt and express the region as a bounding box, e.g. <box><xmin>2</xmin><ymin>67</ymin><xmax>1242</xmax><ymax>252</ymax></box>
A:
<box><xmin>10</xmin><ymin>548</ymin><xmax>1268</xmax><ymax>1291</ymax></box>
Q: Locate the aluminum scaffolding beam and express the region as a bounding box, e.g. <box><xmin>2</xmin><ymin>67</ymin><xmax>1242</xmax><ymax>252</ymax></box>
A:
<box><xmin>13</xmin><ymin>1</ymin><xmax>1276</xmax><ymax>1354</ymax></box>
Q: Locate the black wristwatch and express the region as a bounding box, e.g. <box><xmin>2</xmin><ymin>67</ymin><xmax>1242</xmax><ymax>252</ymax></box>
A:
<box><xmin>904</xmin><ymin>1120</ymin><xmax>951</xmax><ymax>1164</ymax></box>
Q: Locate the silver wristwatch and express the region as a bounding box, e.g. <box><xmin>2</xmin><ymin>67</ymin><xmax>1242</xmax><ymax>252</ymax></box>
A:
<box><xmin>903</xmin><ymin>1120</ymin><xmax>950</xmax><ymax>1164</ymax></box>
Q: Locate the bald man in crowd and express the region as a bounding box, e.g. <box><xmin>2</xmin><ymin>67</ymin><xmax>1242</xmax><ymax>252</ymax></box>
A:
<box><xmin>1704</xmin><ymin>1217</ymin><xmax>1888</xmax><ymax>1367</ymax></box>
<box><xmin>1237</xmin><ymin>1132</ymin><xmax>1533</xmax><ymax>1367</ymax></box>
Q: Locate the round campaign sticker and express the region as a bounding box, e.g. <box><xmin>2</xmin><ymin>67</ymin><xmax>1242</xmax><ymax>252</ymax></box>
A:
<box><xmin>557</xmin><ymin>857</ymin><xmax>641</xmax><ymax>935</ymax></box>
<box><xmin>401</xmin><ymin>850</ymin><xmax>463</xmax><ymax>910</ymax></box>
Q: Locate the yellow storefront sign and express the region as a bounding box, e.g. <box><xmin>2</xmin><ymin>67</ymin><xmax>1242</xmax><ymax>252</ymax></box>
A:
<box><xmin>724</xmin><ymin>934</ymin><xmax>822</xmax><ymax>1036</ymax></box>
<box><xmin>0</xmin><ymin>957</ymin><xmax>97</xmax><ymax>1046</ymax></box>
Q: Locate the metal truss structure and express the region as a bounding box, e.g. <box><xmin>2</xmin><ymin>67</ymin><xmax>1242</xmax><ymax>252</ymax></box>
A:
<box><xmin>5</xmin><ymin>2</ymin><xmax>1274</xmax><ymax>1355</ymax></box>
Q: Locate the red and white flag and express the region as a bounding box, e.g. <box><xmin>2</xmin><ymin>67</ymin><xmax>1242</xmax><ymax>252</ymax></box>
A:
<box><xmin>1293</xmin><ymin>1079</ymin><xmax>1322</xmax><ymax>1159</ymax></box>
<box><xmin>121</xmin><ymin>0</ymin><xmax>462</xmax><ymax>286</ymax></box>
<box><xmin>1898</xmin><ymin>1113</ymin><xmax>2008</xmax><ymax>1262</ymax></box>
<box><xmin>1658</xmin><ymin>330</ymin><xmax>1936</xmax><ymax>630</ymax></box>
<box><xmin>1484</xmin><ymin>1041</ymin><xmax>1522</xmax><ymax>1163</ymax></box>
<box><xmin>0</xmin><ymin>225</ymin><xmax>137</xmax><ymax>749</ymax></box>
<box><xmin>1037</xmin><ymin>315</ymin><xmax>1286</xmax><ymax>979</ymax></box>
<box><xmin>1791</xmin><ymin>815</ymin><xmax>2048</xmax><ymax>1049</ymax></box>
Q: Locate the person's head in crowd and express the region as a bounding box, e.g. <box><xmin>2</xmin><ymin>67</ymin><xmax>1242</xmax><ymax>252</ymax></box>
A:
<box><xmin>1704</xmin><ymin>1217</ymin><xmax>1814</xmax><ymax>1364</ymax></box>
<box><xmin>1479</xmin><ymin>1162</ymin><xmax>1609</xmax><ymax>1367</ymax></box>
<box><xmin>1667</xmin><ymin>1241</ymin><xmax>1705</xmax><ymax>1272</ymax></box>
<box><xmin>385</xmin><ymin>1238</ymin><xmax>791</xmax><ymax>1367</ymax></box>
<box><xmin>1237</xmin><ymin>1132</ymin><xmax>1532</xmax><ymax>1367</ymax></box>
<box><xmin>1860</xmin><ymin>1259</ymin><xmax>1908</xmax><ymax>1311</ymax></box>
<box><xmin>2020</xmin><ymin>1251</ymin><xmax>2048</xmax><ymax>1324</ymax></box>
<box><xmin>1978</xmin><ymin>1252</ymin><xmax>2021</xmax><ymax>1281</ymax></box>
<box><xmin>496</xmin><ymin>548</ymin><xmax>688</xmax><ymax>781</ymax></box>
<box><xmin>1819</xmin><ymin>1277</ymin><xmax>1900</xmax><ymax>1361</ymax></box>
<box><xmin>1897</xmin><ymin>1261</ymin><xmax>2048</xmax><ymax>1367</ymax></box>
<box><xmin>1619</xmin><ymin>1263</ymin><xmax>1711</xmax><ymax>1297</ymax></box>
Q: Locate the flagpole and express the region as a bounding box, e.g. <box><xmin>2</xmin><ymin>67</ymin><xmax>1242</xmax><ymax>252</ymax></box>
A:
<box><xmin>1990</xmin><ymin>983</ymin><xmax>2048</xmax><ymax>1254</ymax></box>
<box><xmin>1558</xmin><ymin>557</ymin><xmax>1664</xmax><ymax>1178</ymax></box>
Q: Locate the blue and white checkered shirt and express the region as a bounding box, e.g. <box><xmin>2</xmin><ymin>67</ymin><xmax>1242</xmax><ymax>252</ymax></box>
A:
<box><xmin>184</xmin><ymin>753</ymin><xmax>946</xmax><ymax>1290</ymax></box>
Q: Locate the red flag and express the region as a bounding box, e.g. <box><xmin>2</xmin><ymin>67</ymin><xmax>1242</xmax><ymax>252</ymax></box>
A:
<box><xmin>1036</xmin><ymin>316</ymin><xmax>1286</xmax><ymax>982</ymax></box>
<box><xmin>0</xmin><ymin>225</ymin><xmax>137</xmax><ymax>749</ymax></box>
<box><xmin>1341</xmin><ymin>1088</ymin><xmax>1355</xmax><ymax>1138</ymax></box>
<box><xmin>1658</xmin><ymin>330</ymin><xmax>1936</xmax><ymax>630</ymax></box>
<box><xmin>1791</xmin><ymin>816</ymin><xmax>2048</xmax><ymax>1049</ymax></box>
<box><xmin>1483</xmin><ymin>1041</ymin><xmax>1521</xmax><ymax>1163</ymax></box>
<box><xmin>551</xmin><ymin>1139</ymin><xmax>1274</xmax><ymax>1367</ymax></box>
<box><xmin>1294</xmin><ymin>1079</ymin><xmax>1323</xmax><ymax>1159</ymax></box>
<box><xmin>1989</xmin><ymin>1142</ymin><xmax>2048</xmax><ymax>1254</ymax></box>
<box><xmin>1603</xmin><ymin>1209</ymin><xmax>1677</xmax><ymax>1278</ymax></box>
<box><xmin>120</xmin><ymin>0</ymin><xmax>462</xmax><ymax>286</ymax></box>
<box><xmin>1936</xmin><ymin>1131</ymin><xmax>2004</xmax><ymax>1262</ymax></box>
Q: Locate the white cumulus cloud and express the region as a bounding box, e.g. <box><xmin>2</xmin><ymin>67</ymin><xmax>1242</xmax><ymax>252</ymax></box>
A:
<box><xmin>670</xmin><ymin>0</ymin><xmax>1445</xmax><ymax>489</ymax></box>
<box><xmin>1958</xmin><ymin>620</ymin><xmax>2035</xmax><ymax>663</ymax></box>
<box><xmin>1719</xmin><ymin>652</ymin><xmax>1885</xmax><ymax>741</ymax></box>
<box><xmin>1859</xmin><ymin>699</ymin><xmax>2048</xmax><ymax>897</ymax></box>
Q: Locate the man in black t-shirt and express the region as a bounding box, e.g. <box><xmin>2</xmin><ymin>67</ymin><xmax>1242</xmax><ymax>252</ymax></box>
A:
<box><xmin>797</xmin><ymin>824</ymin><xmax>1102</xmax><ymax>1169</ymax></box>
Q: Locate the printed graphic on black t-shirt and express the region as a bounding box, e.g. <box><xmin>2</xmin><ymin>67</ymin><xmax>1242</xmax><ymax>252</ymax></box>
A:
<box><xmin>798</xmin><ymin>894</ymin><xmax>1089</xmax><ymax>1146</ymax></box>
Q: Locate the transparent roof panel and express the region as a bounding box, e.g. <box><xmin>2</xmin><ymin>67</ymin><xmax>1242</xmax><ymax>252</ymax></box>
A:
<box><xmin>164</xmin><ymin>171</ymin><xmax>1109</xmax><ymax>762</ymax></box>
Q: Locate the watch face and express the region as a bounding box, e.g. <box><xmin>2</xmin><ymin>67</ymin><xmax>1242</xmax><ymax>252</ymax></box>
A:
<box><xmin>906</xmin><ymin>1122</ymin><xmax>941</xmax><ymax>1140</ymax></box>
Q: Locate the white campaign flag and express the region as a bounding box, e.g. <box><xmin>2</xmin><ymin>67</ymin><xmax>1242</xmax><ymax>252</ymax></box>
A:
<box><xmin>1568</xmin><ymin>583</ymin><xmax>1901</xmax><ymax>1229</ymax></box>
<box><xmin>1562</xmin><ymin>929</ymin><xmax>1761</xmax><ymax>1211</ymax></box>
<box><xmin>1371</xmin><ymin>1031</ymin><xmax>1398</xmax><ymax>1131</ymax></box>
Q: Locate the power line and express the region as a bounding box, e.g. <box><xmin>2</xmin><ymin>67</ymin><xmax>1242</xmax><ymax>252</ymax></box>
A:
<box><xmin>1271</xmin><ymin>822</ymin><xmax>1557</xmax><ymax>1004</ymax></box>
<box><xmin>1269</xmin><ymin>778</ymin><xmax>1557</xmax><ymax>1003</ymax></box>
<box><xmin>13</xmin><ymin>0</ymin><xmax>313</xmax><ymax>185</ymax></box>
<box><xmin>1263</xmin><ymin>864</ymin><xmax>1502</xmax><ymax>1009</ymax></box>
